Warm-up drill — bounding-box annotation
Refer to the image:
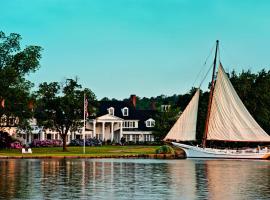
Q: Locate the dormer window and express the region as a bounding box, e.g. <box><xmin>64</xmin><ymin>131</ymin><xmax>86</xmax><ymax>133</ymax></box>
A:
<box><xmin>122</xmin><ymin>107</ymin><xmax>129</xmax><ymax>116</ymax></box>
<box><xmin>145</xmin><ymin>118</ymin><xmax>155</xmax><ymax>128</ymax></box>
<box><xmin>108</xmin><ymin>107</ymin><xmax>114</xmax><ymax>116</ymax></box>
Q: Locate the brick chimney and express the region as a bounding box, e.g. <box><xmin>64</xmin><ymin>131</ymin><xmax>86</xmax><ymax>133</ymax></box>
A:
<box><xmin>130</xmin><ymin>95</ymin><xmax>136</xmax><ymax>108</ymax></box>
<box><xmin>151</xmin><ymin>101</ymin><xmax>156</xmax><ymax>110</ymax></box>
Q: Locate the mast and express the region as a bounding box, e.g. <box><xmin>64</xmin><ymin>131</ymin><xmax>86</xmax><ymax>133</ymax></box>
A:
<box><xmin>202</xmin><ymin>40</ymin><xmax>219</xmax><ymax>148</ymax></box>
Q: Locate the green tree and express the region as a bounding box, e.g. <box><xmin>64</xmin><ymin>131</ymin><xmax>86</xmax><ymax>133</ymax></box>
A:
<box><xmin>152</xmin><ymin>106</ymin><xmax>180</xmax><ymax>141</ymax></box>
<box><xmin>0</xmin><ymin>31</ymin><xmax>42</xmax><ymax>129</ymax></box>
<box><xmin>35</xmin><ymin>78</ymin><xmax>96</xmax><ymax>151</ymax></box>
<box><xmin>230</xmin><ymin>69</ymin><xmax>270</xmax><ymax>134</ymax></box>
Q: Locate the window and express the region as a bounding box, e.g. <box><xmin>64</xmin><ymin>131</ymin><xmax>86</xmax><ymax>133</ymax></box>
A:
<box><xmin>145</xmin><ymin>119</ymin><xmax>155</xmax><ymax>128</ymax></box>
<box><xmin>134</xmin><ymin>135</ymin><xmax>139</xmax><ymax>142</ymax></box>
<box><xmin>122</xmin><ymin>107</ymin><xmax>129</xmax><ymax>116</ymax></box>
<box><xmin>122</xmin><ymin>120</ymin><xmax>138</xmax><ymax>128</ymax></box>
<box><xmin>161</xmin><ymin>105</ymin><xmax>171</xmax><ymax>112</ymax></box>
<box><xmin>108</xmin><ymin>107</ymin><xmax>114</xmax><ymax>115</ymax></box>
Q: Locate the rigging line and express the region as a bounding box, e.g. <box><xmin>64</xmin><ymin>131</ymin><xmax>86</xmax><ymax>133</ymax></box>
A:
<box><xmin>199</xmin><ymin>63</ymin><xmax>214</xmax><ymax>88</ymax></box>
<box><xmin>218</xmin><ymin>43</ymin><xmax>221</xmax><ymax>63</ymax></box>
<box><xmin>192</xmin><ymin>43</ymin><xmax>216</xmax><ymax>88</ymax></box>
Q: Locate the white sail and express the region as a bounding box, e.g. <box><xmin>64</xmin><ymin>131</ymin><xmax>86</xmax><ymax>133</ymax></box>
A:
<box><xmin>207</xmin><ymin>64</ymin><xmax>270</xmax><ymax>142</ymax></box>
<box><xmin>164</xmin><ymin>89</ymin><xmax>199</xmax><ymax>141</ymax></box>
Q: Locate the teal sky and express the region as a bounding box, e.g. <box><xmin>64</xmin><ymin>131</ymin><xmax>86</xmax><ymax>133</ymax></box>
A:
<box><xmin>2</xmin><ymin>0</ymin><xmax>270</xmax><ymax>99</ymax></box>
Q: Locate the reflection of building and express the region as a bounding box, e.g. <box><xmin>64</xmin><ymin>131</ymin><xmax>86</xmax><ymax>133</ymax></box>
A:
<box><xmin>87</xmin><ymin>95</ymin><xmax>157</xmax><ymax>143</ymax></box>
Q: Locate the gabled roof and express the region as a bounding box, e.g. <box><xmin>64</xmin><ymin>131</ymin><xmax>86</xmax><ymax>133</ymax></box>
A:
<box><xmin>97</xmin><ymin>100</ymin><xmax>136</xmax><ymax>119</ymax></box>
<box><xmin>96</xmin><ymin>114</ymin><xmax>123</xmax><ymax>121</ymax></box>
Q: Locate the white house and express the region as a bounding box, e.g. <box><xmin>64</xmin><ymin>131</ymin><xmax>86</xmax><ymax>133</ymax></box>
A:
<box><xmin>86</xmin><ymin>95</ymin><xmax>157</xmax><ymax>143</ymax></box>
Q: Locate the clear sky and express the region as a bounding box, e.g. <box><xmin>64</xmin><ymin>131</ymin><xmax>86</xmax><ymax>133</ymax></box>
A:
<box><xmin>1</xmin><ymin>0</ymin><xmax>270</xmax><ymax>99</ymax></box>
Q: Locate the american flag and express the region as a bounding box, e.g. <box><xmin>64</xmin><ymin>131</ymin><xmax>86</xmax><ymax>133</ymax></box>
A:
<box><xmin>84</xmin><ymin>96</ymin><xmax>89</xmax><ymax>118</ymax></box>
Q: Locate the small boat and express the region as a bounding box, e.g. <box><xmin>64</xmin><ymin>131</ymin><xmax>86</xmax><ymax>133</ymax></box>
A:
<box><xmin>164</xmin><ymin>40</ymin><xmax>270</xmax><ymax>159</ymax></box>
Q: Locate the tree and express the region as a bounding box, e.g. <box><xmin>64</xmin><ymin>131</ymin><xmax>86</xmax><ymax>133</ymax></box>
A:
<box><xmin>230</xmin><ymin>69</ymin><xmax>270</xmax><ymax>134</ymax></box>
<box><xmin>152</xmin><ymin>106</ymin><xmax>180</xmax><ymax>141</ymax></box>
<box><xmin>0</xmin><ymin>31</ymin><xmax>42</xmax><ymax>130</ymax></box>
<box><xmin>35</xmin><ymin>78</ymin><xmax>96</xmax><ymax>151</ymax></box>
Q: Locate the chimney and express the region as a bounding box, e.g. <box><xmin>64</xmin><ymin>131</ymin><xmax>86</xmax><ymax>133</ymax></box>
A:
<box><xmin>130</xmin><ymin>95</ymin><xmax>136</xmax><ymax>108</ymax></box>
<box><xmin>151</xmin><ymin>101</ymin><xmax>156</xmax><ymax>110</ymax></box>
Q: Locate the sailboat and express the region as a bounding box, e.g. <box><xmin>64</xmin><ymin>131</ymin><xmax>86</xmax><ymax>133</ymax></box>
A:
<box><xmin>164</xmin><ymin>40</ymin><xmax>270</xmax><ymax>159</ymax></box>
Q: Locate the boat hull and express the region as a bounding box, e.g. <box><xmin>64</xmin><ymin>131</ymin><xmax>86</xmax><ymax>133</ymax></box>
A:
<box><xmin>172</xmin><ymin>142</ymin><xmax>270</xmax><ymax>159</ymax></box>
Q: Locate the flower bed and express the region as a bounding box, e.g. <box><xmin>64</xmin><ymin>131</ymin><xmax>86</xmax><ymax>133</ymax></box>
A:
<box><xmin>0</xmin><ymin>131</ymin><xmax>22</xmax><ymax>149</ymax></box>
<box><xmin>30</xmin><ymin>139</ymin><xmax>62</xmax><ymax>147</ymax></box>
<box><xmin>9</xmin><ymin>141</ymin><xmax>23</xmax><ymax>149</ymax></box>
<box><xmin>69</xmin><ymin>138</ymin><xmax>102</xmax><ymax>146</ymax></box>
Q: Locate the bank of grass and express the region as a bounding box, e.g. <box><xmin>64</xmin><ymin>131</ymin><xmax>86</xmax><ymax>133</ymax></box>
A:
<box><xmin>0</xmin><ymin>145</ymin><xmax>160</xmax><ymax>157</ymax></box>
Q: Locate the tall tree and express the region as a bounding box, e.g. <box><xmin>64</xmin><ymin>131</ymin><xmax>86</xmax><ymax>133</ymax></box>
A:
<box><xmin>230</xmin><ymin>69</ymin><xmax>270</xmax><ymax>134</ymax></box>
<box><xmin>0</xmin><ymin>31</ymin><xmax>42</xmax><ymax>130</ymax></box>
<box><xmin>152</xmin><ymin>106</ymin><xmax>180</xmax><ymax>141</ymax></box>
<box><xmin>35</xmin><ymin>79</ymin><xmax>96</xmax><ymax>151</ymax></box>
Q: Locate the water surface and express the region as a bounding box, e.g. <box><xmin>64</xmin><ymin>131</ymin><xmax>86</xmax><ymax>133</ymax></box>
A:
<box><xmin>0</xmin><ymin>159</ymin><xmax>269</xmax><ymax>200</ymax></box>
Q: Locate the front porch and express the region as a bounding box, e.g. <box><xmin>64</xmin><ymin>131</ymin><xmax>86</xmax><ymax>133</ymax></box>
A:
<box><xmin>87</xmin><ymin>114</ymin><xmax>124</xmax><ymax>143</ymax></box>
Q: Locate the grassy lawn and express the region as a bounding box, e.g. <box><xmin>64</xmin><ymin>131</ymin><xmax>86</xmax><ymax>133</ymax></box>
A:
<box><xmin>0</xmin><ymin>145</ymin><xmax>160</xmax><ymax>157</ymax></box>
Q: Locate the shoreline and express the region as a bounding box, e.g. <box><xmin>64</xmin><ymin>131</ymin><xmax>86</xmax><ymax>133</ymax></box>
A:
<box><xmin>0</xmin><ymin>153</ymin><xmax>182</xmax><ymax>159</ymax></box>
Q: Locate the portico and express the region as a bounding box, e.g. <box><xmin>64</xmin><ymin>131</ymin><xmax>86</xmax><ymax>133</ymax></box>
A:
<box><xmin>88</xmin><ymin>114</ymin><xmax>123</xmax><ymax>142</ymax></box>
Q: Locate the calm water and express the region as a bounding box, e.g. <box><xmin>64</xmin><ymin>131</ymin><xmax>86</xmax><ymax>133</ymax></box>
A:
<box><xmin>0</xmin><ymin>159</ymin><xmax>269</xmax><ymax>200</ymax></box>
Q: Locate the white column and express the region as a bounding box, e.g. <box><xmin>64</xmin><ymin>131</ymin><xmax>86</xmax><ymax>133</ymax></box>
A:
<box><xmin>102</xmin><ymin>122</ymin><xmax>105</xmax><ymax>141</ymax></box>
<box><xmin>111</xmin><ymin>122</ymin><xmax>114</xmax><ymax>142</ymax></box>
<box><xmin>71</xmin><ymin>132</ymin><xmax>75</xmax><ymax>140</ymax></box>
<box><xmin>120</xmin><ymin>121</ymin><xmax>123</xmax><ymax>142</ymax></box>
<box><xmin>40</xmin><ymin>131</ymin><xmax>45</xmax><ymax>140</ymax></box>
<box><xmin>93</xmin><ymin>120</ymin><xmax>96</xmax><ymax>138</ymax></box>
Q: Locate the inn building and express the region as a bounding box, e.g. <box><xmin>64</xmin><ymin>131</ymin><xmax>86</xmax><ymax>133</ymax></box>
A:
<box><xmin>86</xmin><ymin>95</ymin><xmax>157</xmax><ymax>143</ymax></box>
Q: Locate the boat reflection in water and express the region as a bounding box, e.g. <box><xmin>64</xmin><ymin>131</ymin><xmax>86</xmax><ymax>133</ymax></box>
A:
<box><xmin>0</xmin><ymin>159</ymin><xmax>269</xmax><ymax>199</ymax></box>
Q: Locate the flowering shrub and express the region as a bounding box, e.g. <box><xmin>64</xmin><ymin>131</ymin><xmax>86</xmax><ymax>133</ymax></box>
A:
<box><xmin>30</xmin><ymin>139</ymin><xmax>62</xmax><ymax>147</ymax></box>
<box><xmin>10</xmin><ymin>141</ymin><xmax>23</xmax><ymax>149</ymax></box>
<box><xmin>0</xmin><ymin>131</ymin><xmax>22</xmax><ymax>149</ymax></box>
<box><xmin>69</xmin><ymin>138</ymin><xmax>102</xmax><ymax>146</ymax></box>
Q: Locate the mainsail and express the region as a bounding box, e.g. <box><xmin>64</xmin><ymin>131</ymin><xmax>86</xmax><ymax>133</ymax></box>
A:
<box><xmin>164</xmin><ymin>89</ymin><xmax>200</xmax><ymax>141</ymax></box>
<box><xmin>207</xmin><ymin>64</ymin><xmax>270</xmax><ymax>142</ymax></box>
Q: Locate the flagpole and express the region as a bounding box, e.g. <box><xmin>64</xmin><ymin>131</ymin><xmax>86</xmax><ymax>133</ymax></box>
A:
<box><xmin>83</xmin><ymin>93</ymin><xmax>86</xmax><ymax>154</ymax></box>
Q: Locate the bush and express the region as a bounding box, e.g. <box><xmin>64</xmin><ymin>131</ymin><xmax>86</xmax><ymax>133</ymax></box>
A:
<box><xmin>69</xmin><ymin>138</ymin><xmax>102</xmax><ymax>147</ymax></box>
<box><xmin>126</xmin><ymin>141</ymin><xmax>136</xmax><ymax>145</ymax></box>
<box><xmin>155</xmin><ymin>145</ymin><xmax>175</xmax><ymax>154</ymax></box>
<box><xmin>10</xmin><ymin>141</ymin><xmax>23</xmax><ymax>149</ymax></box>
<box><xmin>0</xmin><ymin>131</ymin><xmax>22</xmax><ymax>149</ymax></box>
<box><xmin>30</xmin><ymin>139</ymin><xmax>62</xmax><ymax>147</ymax></box>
